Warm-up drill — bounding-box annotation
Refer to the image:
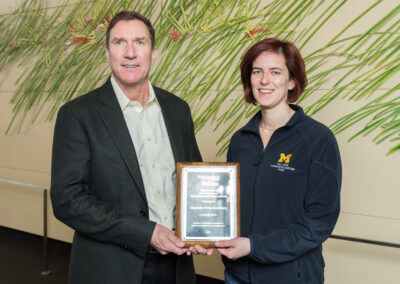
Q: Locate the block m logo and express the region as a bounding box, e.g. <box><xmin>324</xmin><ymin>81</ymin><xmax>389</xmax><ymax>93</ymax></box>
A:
<box><xmin>278</xmin><ymin>153</ymin><xmax>292</xmax><ymax>163</ymax></box>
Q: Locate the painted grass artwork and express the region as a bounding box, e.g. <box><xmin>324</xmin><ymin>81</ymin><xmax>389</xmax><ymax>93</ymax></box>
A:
<box><xmin>0</xmin><ymin>0</ymin><xmax>399</xmax><ymax>155</ymax></box>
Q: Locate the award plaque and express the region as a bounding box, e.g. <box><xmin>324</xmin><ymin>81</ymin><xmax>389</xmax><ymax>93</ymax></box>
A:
<box><xmin>176</xmin><ymin>162</ymin><xmax>240</xmax><ymax>248</ymax></box>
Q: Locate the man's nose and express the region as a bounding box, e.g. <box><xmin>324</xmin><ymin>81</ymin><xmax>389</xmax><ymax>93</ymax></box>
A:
<box><xmin>125</xmin><ymin>44</ymin><xmax>136</xmax><ymax>58</ymax></box>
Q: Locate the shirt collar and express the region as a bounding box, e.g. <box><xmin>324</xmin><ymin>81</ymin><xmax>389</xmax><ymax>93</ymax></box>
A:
<box><xmin>241</xmin><ymin>104</ymin><xmax>304</xmax><ymax>134</ymax></box>
<box><xmin>111</xmin><ymin>76</ymin><xmax>160</xmax><ymax>112</ymax></box>
<box><xmin>285</xmin><ymin>104</ymin><xmax>304</xmax><ymax>127</ymax></box>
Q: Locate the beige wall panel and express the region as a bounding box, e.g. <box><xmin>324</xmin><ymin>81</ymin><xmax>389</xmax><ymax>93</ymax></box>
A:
<box><xmin>311</xmin><ymin>96</ymin><xmax>400</xmax><ymax>222</ymax></box>
<box><xmin>0</xmin><ymin>93</ymin><xmax>53</xmax><ymax>177</ymax></box>
<box><xmin>0</xmin><ymin>59</ymin><xmax>39</xmax><ymax>93</ymax></box>
<box><xmin>307</xmin><ymin>91</ymin><xmax>400</xmax><ymax>283</ymax></box>
<box><xmin>298</xmin><ymin>0</ymin><xmax>399</xmax><ymax>53</ymax></box>
<box><xmin>0</xmin><ymin>90</ymin><xmax>75</xmax><ymax>242</ymax></box>
<box><xmin>297</xmin><ymin>0</ymin><xmax>399</xmax><ymax>91</ymax></box>
<box><xmin>324</xmin><ymin>239</ymin><xmax>400</xmax><ymax>284</ymax></box>
<box><xmin>194</xmin><ymin>252</ymin><xmax>225</xmax><ymax>281</ymax></box>
<box><xmin>0</xmin><ymin>183</ymin><xmax>43</xmax><ymax>234</ymax></box>
<box><xmin>0</xmin><ymin>0</ymin><xmax>15</xmax><ymax>13</ymax></box>
<box><xmin>196</xmin><ymin>89</ymin><xmax>249</xmax><ymax>163</ymax></box>
<box><xmin>0</xmin><ymin>0</ymin><xmax>81</xmax><ymax>13</ymax></box>
<box><xmin>335</xmin><ymin>212</ymin><xmax>400</xmax><ymax>245</ymax></box>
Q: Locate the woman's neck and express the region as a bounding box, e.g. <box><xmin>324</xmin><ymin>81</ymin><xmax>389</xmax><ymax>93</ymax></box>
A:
<box><xmin>259</xmin><ymin>104</ymin><xmax>294</xmax><ymax>131</ymax></box>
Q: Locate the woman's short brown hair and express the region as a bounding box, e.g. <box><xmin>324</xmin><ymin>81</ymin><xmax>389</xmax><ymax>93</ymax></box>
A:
<box><xmin>240</xmin><ymin>38</ymin><xmax>307</xmax><ymax>104</ymax></box>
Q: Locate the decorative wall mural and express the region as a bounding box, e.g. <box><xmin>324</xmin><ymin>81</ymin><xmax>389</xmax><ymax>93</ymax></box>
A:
<box><xmin>0</xmin><ymin>0</ymin><xmax>399</xmax><ymax>155</ymax></box>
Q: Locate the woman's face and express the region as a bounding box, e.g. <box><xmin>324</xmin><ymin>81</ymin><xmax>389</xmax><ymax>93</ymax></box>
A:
<box><xmin>250</xmin><ymin>51</ymin><xmax>295</xmax><ymax>110</ymax></box>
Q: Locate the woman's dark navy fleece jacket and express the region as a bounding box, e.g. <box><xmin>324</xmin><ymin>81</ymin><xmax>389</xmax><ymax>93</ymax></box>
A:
<box><xmin>224</xmin><ymin>104</ymin><xmax>341</xmax><ymax>284</ymax></box>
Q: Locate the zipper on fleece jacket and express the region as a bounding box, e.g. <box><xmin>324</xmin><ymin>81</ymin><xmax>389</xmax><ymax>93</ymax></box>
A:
<box><xmin>248</xmin><ymin>129</ymin><xmax>281</xmax><ymax>283</ymax></box>
<box><xmin>248</xmin><ymin>135</ymin><xmax>265</xmax><ymax>283</ymax></box>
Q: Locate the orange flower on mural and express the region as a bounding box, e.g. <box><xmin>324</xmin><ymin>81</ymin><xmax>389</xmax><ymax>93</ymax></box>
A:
<box><xmin>72</xmin><ymin>37</ymin><xmax>90</xmax><ymax>45</ymax></box>
<box><xmin>73</xmin><ymin>37</ymin><xmax>83</xmax><ymax>43</ymax></box>
<box><xmin>247</xmin><ymin>28</ymin><xmax>271</xmax><ymax>38</ymax></box>
<box><xmin>7</xmin><ymin>42</ymin><xmax>17</xmax><ymax>50</ymax></box>
<box><xmin>169</xmin><ymin>30</ymin><xmax>184</xmax><ymax>41</ymax></box>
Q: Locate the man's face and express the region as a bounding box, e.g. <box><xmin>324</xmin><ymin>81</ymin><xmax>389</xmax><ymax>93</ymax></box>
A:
<box><xmin>106</xmin><ymin>20</ymin><xmax>156</xmax><ymax>91</ymax></box>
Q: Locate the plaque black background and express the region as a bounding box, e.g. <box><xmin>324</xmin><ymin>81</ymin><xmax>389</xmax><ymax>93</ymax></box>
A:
<box><xmin>185</xmin><ymin>171</ymin><xmax>231</xmax><ymax>238</ymax></box>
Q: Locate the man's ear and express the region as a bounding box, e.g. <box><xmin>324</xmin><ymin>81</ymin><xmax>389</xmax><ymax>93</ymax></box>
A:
<box><xmin>151</xmin><ymin>48</ymin><xmax>157</xmax><ymax>65</ymax></box>
<box><xmin>105</xmin><ymin>46</ymin><xmax>110</xmax><ymax>63</ymax></box>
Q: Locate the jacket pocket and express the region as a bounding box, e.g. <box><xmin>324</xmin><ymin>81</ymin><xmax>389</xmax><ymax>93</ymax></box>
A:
<box><xmin>253</xmin><ymin>259</ymin><xmax>302</xmax><ymax>284</ymax></box>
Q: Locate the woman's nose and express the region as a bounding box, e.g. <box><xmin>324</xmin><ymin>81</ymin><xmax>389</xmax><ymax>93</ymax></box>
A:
<box><xmin>260</xmin><ymin>73</ymin><xmax>270</xmax><ymax>84</ymax></box>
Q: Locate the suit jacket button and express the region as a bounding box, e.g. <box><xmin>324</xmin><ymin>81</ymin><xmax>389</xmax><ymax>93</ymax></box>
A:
<box><xmin>139</xmin><ymin>210</ymin><xmax>145</xmax><ymax>216</ymax></box>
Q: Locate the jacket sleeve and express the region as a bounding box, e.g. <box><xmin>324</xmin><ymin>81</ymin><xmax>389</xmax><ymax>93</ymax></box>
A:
<box><xmin>50</xmin><ymin>104</ymin><xmax>155</xmax><ymax>258</ymax></box>
<box><xmin>248</xmin><ymin>135</ymin><xmax>341</xmax><ymax>264</ymax></box>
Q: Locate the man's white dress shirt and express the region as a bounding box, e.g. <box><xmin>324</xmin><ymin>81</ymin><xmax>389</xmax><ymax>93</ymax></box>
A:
<box><xmin>112</xmin><ymin>76</ymin><xmax>176</xmax><ymax>230</ymax></box>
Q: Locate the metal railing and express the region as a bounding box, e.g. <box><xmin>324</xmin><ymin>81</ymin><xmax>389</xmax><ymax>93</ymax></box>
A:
<box><xmin>0</xmin><ymin>178</ymin><xmax>50</xmax><ymax>276</ymax></box>
<box><xmin>330</xmin><ymin>234</ymin><xmax>400</xmax><ymax>249</ymax></box>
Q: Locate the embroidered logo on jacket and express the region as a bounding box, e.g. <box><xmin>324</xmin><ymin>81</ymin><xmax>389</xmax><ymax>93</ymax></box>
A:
<box><xmin>278</xmin><ymin>153</ymin><xmax>292</xmax><ymax>163</ymax></box>
<box><xmin>271</xmin><ymin>153</ymin><xmax>295</xmax><ymax>172</ymax></box>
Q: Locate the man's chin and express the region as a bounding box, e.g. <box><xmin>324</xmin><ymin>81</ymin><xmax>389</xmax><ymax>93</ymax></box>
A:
<box><xmin>114</xmin><ymin>76</ymin><xmax>147</xmax><ymax>89</ymax></box>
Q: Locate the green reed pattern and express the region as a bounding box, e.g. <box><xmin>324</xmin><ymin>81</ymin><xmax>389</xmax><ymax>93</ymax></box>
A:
<box><xmin>0</xmin><ymin>0</ymin><xmax>399</xmax><ymax>155</ymax></box>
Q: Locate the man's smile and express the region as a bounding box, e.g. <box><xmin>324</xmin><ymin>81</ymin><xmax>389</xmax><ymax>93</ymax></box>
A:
<box><xmin>122</xmin><ymin>64</ymin><xmax>139</xmax><ymax>68</ymax></box>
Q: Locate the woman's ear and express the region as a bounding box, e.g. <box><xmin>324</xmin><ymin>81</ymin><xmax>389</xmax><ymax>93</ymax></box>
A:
<box><xmin>288</xmin><ymin>79</ymin><xmax>295</xmax><ymax>91</ymax></box>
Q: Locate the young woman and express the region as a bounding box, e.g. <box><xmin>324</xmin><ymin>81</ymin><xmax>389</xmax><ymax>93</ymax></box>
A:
<box><xmin>216</xmin><ymin>38</ymin><xmax>342</xmax><ymax>284</ymax></box>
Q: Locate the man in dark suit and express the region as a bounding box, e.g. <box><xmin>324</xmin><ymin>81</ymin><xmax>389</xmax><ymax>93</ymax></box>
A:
<box><xmin>51</xmin><ymin>11</ymin><xmax>203</xmax><ymax>284</ymax></box>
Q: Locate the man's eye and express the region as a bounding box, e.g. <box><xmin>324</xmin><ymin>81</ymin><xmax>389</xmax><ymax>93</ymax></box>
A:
<box><xmin>137</xmin><ymin>40</ymin><xmax>145</xmax><ymax>45</ymax></box>
<box><xmin>252</xmin><ymin>70</ymin><xmax>261</xmax><ymax>75</ymax></box>
<box><xmin>272</xmin><ymin>71</ymin><xmax>280</xmax><ymax>75</ymax></box>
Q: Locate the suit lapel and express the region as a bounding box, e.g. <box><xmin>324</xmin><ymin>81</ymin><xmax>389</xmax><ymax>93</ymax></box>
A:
<box><xmin>154</xmin><ymin>87</ymin><xmax>182</xmax><ymax>164</ymax></box>
<box><xmin>96</xmin><ymin>80</ymin><xmax>147</xmax><ymax>203</ymax></box>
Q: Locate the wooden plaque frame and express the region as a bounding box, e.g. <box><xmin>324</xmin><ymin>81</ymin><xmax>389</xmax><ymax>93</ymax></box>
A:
<box><xmin>176</xmin><ymin>162</ymin><xmax>240</xmax><ymax>248</ymax></box>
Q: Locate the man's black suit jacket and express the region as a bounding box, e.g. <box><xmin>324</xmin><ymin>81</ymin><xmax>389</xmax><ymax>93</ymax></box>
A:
<box><xmin>51</xmin><ymin>79</ymin><xmax>202</xmax><ymax>284</ymax></box>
